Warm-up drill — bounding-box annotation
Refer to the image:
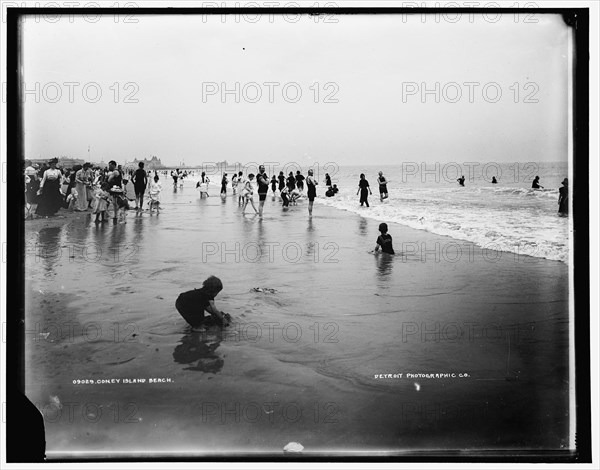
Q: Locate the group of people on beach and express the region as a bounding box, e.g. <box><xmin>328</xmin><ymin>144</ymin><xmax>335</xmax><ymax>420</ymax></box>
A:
<box><xmin>24</xmin><ymin>159</ymin><xmax>164</xmax><ymax>222</ymax></box>
<box><xmin>24</xmin><ymin>159</ymin><xmax>571</xmax><ymax>221</ymax></box>
<box><xmin>197</xmin><ymin>166</ymin><xmax>331</xmax><ymax>217</ymax></box>
<box><xmin>171</xmin><ymin>169</ymin><xmax>195</xmax><ymax>189</ymax></box>
<box><xmin>198</xmin><ymin>168</ymin><xmax>392</xmax><ymax>212</ymax></box>
<box><xmin>25</xmin><ymin>159</ymin><xmax>571</xmax><ymax>222</ymax></box>
<box><xmin>354</xmin><ymin>171</ymin><xmax>390</xmax><ymax>207</ymax></box>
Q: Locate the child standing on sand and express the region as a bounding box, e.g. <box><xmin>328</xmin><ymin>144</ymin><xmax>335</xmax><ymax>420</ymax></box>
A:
<box><xmin>270</xmin><ymin>175</ymin><xmax>277</xmax><ymax>195</ymax></box>
<box><xmin>220</xmin><ymin>173</ymin><xmax>228</xmax><ymax>195</ymax></box>
<box><xmin>66</xmin><ymin>187</ymin><xmax>79</xmax><ymax>211</ymax></box>
<box><xmin>241</xmin><ymin>173</ymin><xmax>258</xmax><ymax>214</ymax></box>
<box><xmin>374</xmin><ymin>222</ymin><xmax>395</xmax><ymax>254</ymax></box>
<box><xmin>148</xmin><ymin>175</ymin><xmax>162</xmax><ymax>212</ymax></box>
<box><xmin>237</xmin><ymin>171</ymin><xmax>245</xmax><ymax>205</ymax></box>
<box><xmin>232</xmin><ymin>174</ymin><xmax>238</xmax><ymax>195</ymax></box>
<box><xmin>176</xmin><ymin>276</ymin><xmax>231</xmax><ymax>331</ymax></box>
<box><xmin>93</xmin><ymin>182</ymin><xmax>111</xmax><ymax>223</ymax></box>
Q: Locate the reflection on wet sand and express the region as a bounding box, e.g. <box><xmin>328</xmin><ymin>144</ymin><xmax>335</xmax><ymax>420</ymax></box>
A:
<box><xmin>173</xmin><ymin>332</ymin><xmax>224</xmax><ymax>373</ymax></box>
<box><xmin>37</xmin><ymin>226</ymin><xmax>63</xmax><ymax>274</ymax></box>
<box><xmin>374</xmin><ymin>252</ymin><xmax>394</xmax><ymax>278</ymax></box>
<box><xmin>358</xmin><ymin>217</ymin><xmax>368</xmax><ymax>236</ymax></box>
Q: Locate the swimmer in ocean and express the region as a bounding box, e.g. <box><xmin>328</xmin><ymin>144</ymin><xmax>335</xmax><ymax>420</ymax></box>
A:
<box><xmin>377</xmin><ymin>171</ymin><xmax>389</xmax><ymax>201</ymax></box>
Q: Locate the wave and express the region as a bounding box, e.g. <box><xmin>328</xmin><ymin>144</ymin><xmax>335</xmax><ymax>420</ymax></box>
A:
<box><xmin>316</xmin><ymin>193</ymin><xmax>568</xmax><ymax>263</ymax></box>
<box><xmin>473</xmin><ymin>186</ymin><xmax>559</xmax><ymax>200</ymax></box>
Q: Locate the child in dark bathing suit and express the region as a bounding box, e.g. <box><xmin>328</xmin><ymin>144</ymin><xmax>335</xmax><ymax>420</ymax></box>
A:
<box><xmin>373</xmin><ymin>223</ymin><xmax>395</xmax><ymax>254</ymax></box>
<box><xmin>270</xmin><ymin>175</ymin><xmax>277</xmax><ymax>194</ymax></box>
<box><xmin>176</xmin><ymin>276</ymin><xmax>231</xmax><ymax>331</ymax></box>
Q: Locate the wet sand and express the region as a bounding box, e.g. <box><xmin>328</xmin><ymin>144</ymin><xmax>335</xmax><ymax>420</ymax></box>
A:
<box><xmin>24</xmin><ymin>182</ymin><xmax>570</xmax><ymax>457</ymax></box>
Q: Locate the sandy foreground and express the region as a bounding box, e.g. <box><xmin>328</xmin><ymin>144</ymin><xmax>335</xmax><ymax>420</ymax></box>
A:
<box><xmin>23</xmin><ymin>184</ymin><xmax>570</xmax><ymax>457</ymax></box>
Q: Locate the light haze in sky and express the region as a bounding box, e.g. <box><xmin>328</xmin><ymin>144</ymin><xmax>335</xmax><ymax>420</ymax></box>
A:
<box><xmin>20</xmin><ymin>12</ymin><xmax>571</xmax><ymax>167</ymax></box>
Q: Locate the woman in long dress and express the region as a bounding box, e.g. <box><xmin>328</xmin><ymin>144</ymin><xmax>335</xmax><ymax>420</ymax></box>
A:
<box><xmin>35</xmin><ymin>158</ymin><xmax>64</xmax><ymax>217</ymax></box>
<box><xmin>75</xmin><ymin>163</ymin><xmax>91</xmax><ymax>211</ymax></box>
<box><xmin>357</xmin><ymin>173</ymin><xmax>372</xmax><ymax>207</ymax></box>
<box><xmin>558</xmin><ymin>178</ymin><xmax>568</xmax><ymax>216</ymax></box>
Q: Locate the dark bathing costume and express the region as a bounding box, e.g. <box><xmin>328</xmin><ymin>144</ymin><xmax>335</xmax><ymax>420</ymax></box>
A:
<box><xmin>558</xmin><ymin>185</ymin><xmax>568</xmax><ymax>214</ymax></box>
<box><xmin>221</xmin><ymin>176</ymin><xmax>227</xmax><ymax>194</ymax></box>
<box><xmin>278</xmin><ymin>174</ymin><xmax>285</xmax><ymax>191</ymax></box>
<box><xmin>257</xmin><ymin>171</ymin><xmax>269</xmax><ymax>201</ymax></box>
<box><xmin>176</xmin><ymin>288</ymin><xmax>217</xmax><ymax>328</ymax></box>
<box><xmin>307</xmin><ymin>177</ymin><xmax>317</xmax><ymax>201</ymax></box>
<box><xmin>287</xmin><ymin>175</ymin><xmax>296</xmax><ymax>191</ymax></box>
<box><xmin>133</xmin><ymin>168</ymin><xmax>147</xmax><ymax>195</ymax></box>
<box><xmin>359</xmin><ymin>178</ymin><xmax>370</xmax><ymax>204</ymax></box>
<box><xmin>378</xmin><ymin>176</ymin><xmax>387</xmax><ymax>194</ymax></box>
<box><xmin>377</xmin><ymin>233</ymin><xmax>395</xmax><ymax>254</ymax></box>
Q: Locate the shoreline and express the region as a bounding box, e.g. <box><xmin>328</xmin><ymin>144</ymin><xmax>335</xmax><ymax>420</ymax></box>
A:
<box><xmin>25</xmin><ymin>194</ymin><xmax>567</xmax><ymax>267</ymax></box>
<box><xmin>314</xmin><ymin>197</ymin><xmax>568</xmax><ymax>265</ymax></box>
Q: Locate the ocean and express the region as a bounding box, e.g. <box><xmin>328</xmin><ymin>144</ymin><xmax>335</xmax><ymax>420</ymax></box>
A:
<box><xmin>314</xmin><ymin>162</ymin><xmax>569</xmax><ymax>263</ymax></box>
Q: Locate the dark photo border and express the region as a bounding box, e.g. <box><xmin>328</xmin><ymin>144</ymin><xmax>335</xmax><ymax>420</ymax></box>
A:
<box><xmin>5</xmin><ymin>6</ymin><xmax>591</xmax><ymax>463</ymax></box>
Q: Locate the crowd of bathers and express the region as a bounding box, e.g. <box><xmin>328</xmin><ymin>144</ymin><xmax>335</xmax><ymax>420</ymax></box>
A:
<box><xmin>192</xmin><ymin>166</ymin><xmax>340</xmax><ymax>217</ymax></box>
<box><xmin>23</xmin><ymin>159</ymin><xmax>166</xmax><ymax>221</ymax></box>
<box><xmin>23</xmin><ymin>160</ymin><xmax>392</xmax><ymax>220</ymax></box>
<box><xmin>24</xmin><ymin>160</ymin><xmax>570</xmax><ymax>221</ymax></box>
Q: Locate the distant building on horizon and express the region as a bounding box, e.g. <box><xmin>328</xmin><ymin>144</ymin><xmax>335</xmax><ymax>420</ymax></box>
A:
<box><xmin>162</xmin><ymin>160</ymin><xmax>230</xmax><ymax>170</ymax></box>
<box><xmin>28</xmin><ymin>156</ymin><xmax>85</xmax><ymax>168</ymax></box>
<box><xmin>123</xmin><ymin>156</ymin><xmax>166</xmax><ymax>170</ymax></box>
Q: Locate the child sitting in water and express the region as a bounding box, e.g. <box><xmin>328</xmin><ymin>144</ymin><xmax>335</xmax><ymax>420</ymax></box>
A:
<box><xmin>374</xmin><ymin>222</ymin><xmax>395</xmax><ymax>254</ymax></box>
<box><xmin>176</xmin><ymin>276</ymin><xmax>231</xmax><ymax>331</ymax></box>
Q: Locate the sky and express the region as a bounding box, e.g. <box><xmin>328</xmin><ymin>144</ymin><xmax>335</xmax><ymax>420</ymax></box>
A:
<box><xmin>20</xmin><ymin>12</ymin><xmax>572</xmax><ymax>167</ymax></box>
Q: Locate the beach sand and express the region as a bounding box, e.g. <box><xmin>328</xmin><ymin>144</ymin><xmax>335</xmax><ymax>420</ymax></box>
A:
<box><xmin>24</xmin><ymin>184</ymin><xmax>570</xmax><ymax>457</ymax></box>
